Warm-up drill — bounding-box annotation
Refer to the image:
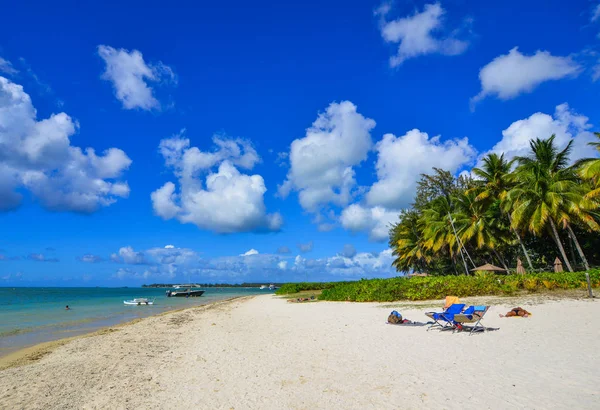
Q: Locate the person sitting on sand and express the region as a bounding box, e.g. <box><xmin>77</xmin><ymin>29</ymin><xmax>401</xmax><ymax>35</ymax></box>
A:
<box><xmin>500</xmin><ymin>307</ymin><xmax>530</xmax><ymax>318</ymax></box>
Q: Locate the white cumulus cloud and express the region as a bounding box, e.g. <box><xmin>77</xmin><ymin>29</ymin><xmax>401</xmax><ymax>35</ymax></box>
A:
<box><xmin>279</xmin><ymin>101</ymin><xmax>375</xmax><ymax>216</ymax></box>
<box><xmin>0</xmin><ymin>76</ymin><xmax>131</xmax><ymax>212</ymax></box>
<box><xmin>486</xmin><ymin>103</ymin><xmax>598</xmax><ymax>162</ymax></box>
<box><xmin>366</xmin><ymin>129</ymin><xmax>476</xmax><ymax>210</ymax></box>
<box><xmin>98</xmin><ymin>45</ymin><xmax>176</xmax><ymax>111</ymax></box>
<box><xmin>471</xmin><ymin>47</ymin><xmax>580</xmax><ymax>107</ymax></box>
<box><xmin>340</xmin><ymin>204</ymin><xmax>399</xmax><ymax>242</ymax></box>
<box><xmin>151</xmin><ymin>132</ymin><xmax>282</xmax><ymax>233</ymax></box>
<box><xmin>377</xmin><ymin>2</ymin><xmax>469</xmax><ymax>67</ymax></box>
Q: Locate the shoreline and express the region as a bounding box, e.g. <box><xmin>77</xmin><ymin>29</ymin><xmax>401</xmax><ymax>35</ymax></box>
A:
<box><xmin>0</xmin><ymin>287</ymin><xmax>270</xmax><ymax>359</ymax></box>
<box><xmin>0</xmin><ymin>296</ymin><xmax>250</xmax><ymax>371</ymax></box>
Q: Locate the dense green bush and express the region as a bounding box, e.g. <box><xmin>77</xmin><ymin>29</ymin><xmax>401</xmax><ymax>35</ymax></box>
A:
<box><xmin>277</xmin><ymin>270</ymin><xmax>600</xmax><ymax>302</ymax></box>
<box><xmin>274</xmin><ymin>281</ymin><xmax>347</xmax><ymax>295</ymax></box>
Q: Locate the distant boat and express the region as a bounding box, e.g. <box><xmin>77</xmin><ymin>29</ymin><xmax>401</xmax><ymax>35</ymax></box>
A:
<box><xmin>166</xmin><ymin>288</ymin><xmax>205</xmax><ymax>298</ymax></box>
<box><xmin>124</xmin><ymin>298</ymin><xmax>155</xmax><ymax>306</ymax></box>
<box><xmin>259</xmin><ymin>285</ymin><xmax>268</xmax><ymax>290</ymax></box>
<box><xmin>269</xmin><ymin>284</ymin><xmax>278</xmax><ymax>290</ymax></box>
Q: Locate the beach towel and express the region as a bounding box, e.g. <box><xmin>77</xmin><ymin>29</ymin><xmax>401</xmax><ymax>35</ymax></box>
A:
<box><xmin>444</xmin><ymin>296</ymin><xmax>461</xmax><ymax>309</ymax></box>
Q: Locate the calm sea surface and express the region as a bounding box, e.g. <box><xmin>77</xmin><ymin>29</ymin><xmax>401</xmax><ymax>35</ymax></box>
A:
<box><xmin>0</xmin><ymin>287</ymin><xmax>272</xmax><ymax>357</ymax></box>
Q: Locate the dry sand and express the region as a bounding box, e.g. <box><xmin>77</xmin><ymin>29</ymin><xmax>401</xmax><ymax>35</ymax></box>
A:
<box><xmin>1</xmin><ymin>294</ymin><xmax>599</xmax><ymax>409</ymax></box>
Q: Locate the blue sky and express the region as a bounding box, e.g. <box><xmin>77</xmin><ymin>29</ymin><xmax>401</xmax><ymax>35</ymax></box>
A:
<box><xmin>1</xmin><ymin>0</ymin><xmax>599</xmax><ymax>286</ymax></box>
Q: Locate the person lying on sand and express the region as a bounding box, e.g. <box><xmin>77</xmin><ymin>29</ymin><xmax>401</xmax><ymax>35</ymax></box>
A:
<box><xmin>499</xmin><ymin>307</ymin><xmax>530</xmax><ymax>318</ymax></box>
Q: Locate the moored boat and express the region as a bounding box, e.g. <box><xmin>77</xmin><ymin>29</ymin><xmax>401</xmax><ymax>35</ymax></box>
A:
<box><xmin>165</xmin><ymin>289</ymin><xmax>205</xmax><ymax>297</ymax></box>
<box><xmin>124</xmin><ymin>298</ymin><xmax>155</xmax><ymax>305</ymax></box>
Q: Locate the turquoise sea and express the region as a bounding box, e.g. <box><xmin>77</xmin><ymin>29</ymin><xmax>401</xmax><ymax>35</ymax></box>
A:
<box><xmin>0</xmin><ymin>287</ymin><xmax>272</xmax><ymax>357</ymax></box>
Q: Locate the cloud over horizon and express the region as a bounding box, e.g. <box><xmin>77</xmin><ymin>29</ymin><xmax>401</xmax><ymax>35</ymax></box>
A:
<box><xmin>108</xmin><ymin>245</ymin><xmax>397</xmax><ymax>283</ymax></box>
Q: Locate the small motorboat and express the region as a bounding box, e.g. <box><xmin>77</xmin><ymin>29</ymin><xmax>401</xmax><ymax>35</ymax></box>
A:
<box><xmin>165</xmin><ymin>289</ymin><xmax>205</xmax><ymax>298</ymax></box>
<box><xmin>124</xmin><ymin>298</ymin><xmax>155</xmax><ymax>306</ymax></box>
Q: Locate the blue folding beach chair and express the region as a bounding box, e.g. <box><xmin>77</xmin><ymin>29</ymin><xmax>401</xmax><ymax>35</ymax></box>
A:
<box><xmin>425</xmin><ymin>303</ymin><xmax>465</xmax><ymax>331</ymax></box>
<box><xmin>453</xmin><ymin>305</ymin><xmax>489</xmax><ymax>335</ymax></box>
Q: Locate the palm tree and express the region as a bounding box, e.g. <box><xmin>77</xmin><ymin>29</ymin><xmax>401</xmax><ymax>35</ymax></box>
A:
<box><xmin>577</xmin><ymin>132</ymin><xmax>600</xmax><ymax>200</ymax></box>
<box><xmin>509</xmin><ymin>136</ymin><xmax>582</xmax><ymax>272</ymax></box>
<box><xmin>418</xmin><ymin>195</ymin><xmax>474</xmax><ymax>274</ymax></box>
<box><xmin>453</xmin><ymin>189</ymin><xmax>510</xmax><ymax>270</ymax></box>
<box><xmin>389</xmin><ymin>210</ymin><xmax>429</xmax><ymax>273</ymax></box>
<box><xmin>554</xmin><ymin>182</ymin><xmax>599</xmax><ymax>271</ymax></box>
<box><xmin>420</xmin><ymin>196</ymin><xmax>456</xmax><ymax>255</ymax></box>
<box><xmin>472</xmin><ymin>153</ymin><xmax>534</xmax><ymax>270</ymax></box>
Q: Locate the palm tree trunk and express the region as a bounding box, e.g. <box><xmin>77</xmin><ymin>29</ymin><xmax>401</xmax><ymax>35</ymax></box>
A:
<box><xmin>492</xmin><ymin>248</ymin><xmax>509</xmax><ymax>272</ymax></box>
<box><xmin>549</xmin><ymin>219</ymin><xmax>574</xmax><ymax>272</ymax></box>
<box><xmin>567</xmin><ymin>235</ymin><xmax>577</xmax><ymax>268</ymax></box>
<box><xmin>508</xmin><ymin>214</ymin><xmax>534</xmax><ymax>270</ymax></box>
<box><xmin>451</xmin><ymin>255</ymin><xmax>459</xmax><ymax>275</ymax></box>
<box><xmin>566</xmin><ymin>223</ymin><xmax>590</xmax><ymax>271</ymax></box>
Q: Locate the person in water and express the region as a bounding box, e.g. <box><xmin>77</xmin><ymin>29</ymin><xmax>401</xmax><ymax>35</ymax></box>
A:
<box><xmin>65</xmin><ymin>305</ymin><xmax>70</xmax><ymax>310</ymax></box>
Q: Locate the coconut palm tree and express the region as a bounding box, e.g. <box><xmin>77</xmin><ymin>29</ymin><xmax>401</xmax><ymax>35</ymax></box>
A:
<box><xmin>577</xmin><ymin>132</ymin><xmax>600</xmax><ymax>200</ymax></box>
<box><xmin>453</xmin><ymin>189</ymin><xmax>510</xmax><ymax>270</ymax></box>
<box><xmin>389</xmin><ymin>210</ymin><xmax>429</xmax><ymax>273</ymax></box>
<box><xmin>472</xmin><ymin>153</ymin><xmax>534</xmax><ymax>270</ymax></box>
<box><xmin>509</xmin><ymin>136</ymin><xmax>583</xmax><ymax>272</ymax></box>
<box><xmin>420</xmin><ymin>196</ymin><xmax>457</xmax><ymax>255</ymax></box>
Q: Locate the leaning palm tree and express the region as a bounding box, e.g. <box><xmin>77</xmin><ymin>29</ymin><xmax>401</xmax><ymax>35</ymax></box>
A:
<box><xmin>554</xmin><ymin>184</ymin><xmax>599</xmax><ymax>271</ymax></box>
<box><xmin>577</xmin><ymin>132</ymin><xmax>600</xmax><ymax>200</ymax></box>
<box><xmin>453</xmin><ymin>189</ymin><xmax>511</xmax><ymax>270</ymax></box>
<box><xmin>509</xmin><ymin>136</ymin><xmax>580</xmax><ymax>272</ymax></box>
<box><xmin>472</xmin><ymin>153</ymin><xmax>534</xmax><ymax>270</ymax></box>
<box><xmin>419</xmin><ymin>195</ymin><xmax>473</xmax><ymax>274</ymax></box>
<box><xmin>389</xmin><ymin>210</ymin><xmax>430</xmax><ymax>273</ymax></box>
<box><xmin>420</xmin><ymin>196</ymin><xmax>457</xmax><ymax>255</ymax></box>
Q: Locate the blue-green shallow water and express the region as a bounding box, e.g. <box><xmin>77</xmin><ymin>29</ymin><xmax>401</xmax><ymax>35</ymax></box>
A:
<box><xmin>0</xmin><ymin>287</ymin><xmax>272</xmax><ymax>356</ymax></box>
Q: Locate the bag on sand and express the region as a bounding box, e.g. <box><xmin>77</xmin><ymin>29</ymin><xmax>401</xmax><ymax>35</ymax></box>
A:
<box><xmin>387</xmin><ymin>310</ymin><xmax>403</xmax><ymax>324</ymax></box>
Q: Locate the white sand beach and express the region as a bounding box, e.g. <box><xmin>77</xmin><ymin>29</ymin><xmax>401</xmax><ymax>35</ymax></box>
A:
<box><xmin>1</xmin><ymin>295</ymin><xmax>599</xmax><ymax>409</ymax></box>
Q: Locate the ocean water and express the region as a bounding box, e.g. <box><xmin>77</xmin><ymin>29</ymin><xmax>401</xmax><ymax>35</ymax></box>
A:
<box><xmin>0</xmin><ymin>287</ymin><xmax>272</xmax><ymax>356</ymax></box>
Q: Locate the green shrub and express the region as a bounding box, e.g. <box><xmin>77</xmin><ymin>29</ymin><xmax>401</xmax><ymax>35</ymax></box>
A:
<box><xmin>274</xmin><ymin>281</ymin><xmax>343</xmax><ymax>295</ymax></box>
<box><xmin>278</xmin><ymin>269</ymin><xmax>600</xmax><ymax>302</ymax></box>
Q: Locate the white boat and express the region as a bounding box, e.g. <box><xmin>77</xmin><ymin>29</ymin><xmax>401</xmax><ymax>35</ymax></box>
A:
<box><xmin>124</xmin><ymin>298</ymin><xmax>155</xmax><ymax>306</ymax></box>
<box><xmin>259</xmin><ymin>285</ymin><xmax>268</xmax><ymax>290</ymax></box>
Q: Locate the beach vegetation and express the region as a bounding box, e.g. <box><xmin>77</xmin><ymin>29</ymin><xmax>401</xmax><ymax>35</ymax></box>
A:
<box><xmin>276</xmin><ymin>270</ymin><xmax>600</xmax><ymax>302</ymax></box>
